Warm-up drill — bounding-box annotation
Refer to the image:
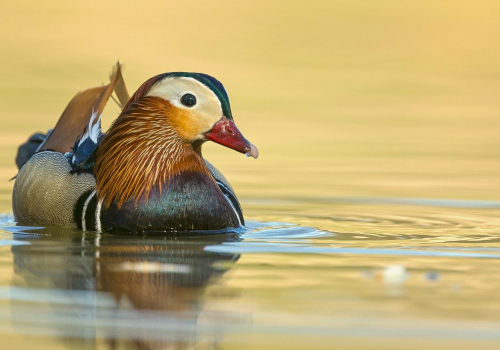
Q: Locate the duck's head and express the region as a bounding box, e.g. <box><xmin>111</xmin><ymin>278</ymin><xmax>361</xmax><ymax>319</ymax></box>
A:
<box><xmin>121</xmin><ymin>72</ymin><xmax>258</xmax><ymax>159</ymax></box>
<box><xmin>95</xmin><ymin>72</ymin><xmax>257</xmax><ymax>208</ymax></box>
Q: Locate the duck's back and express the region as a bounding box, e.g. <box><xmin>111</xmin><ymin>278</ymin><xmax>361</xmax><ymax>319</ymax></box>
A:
<box><xmin>12</xmin><ymin>151</ymin><xmax>95</xmax><ymax>227</ymax></box>
<box><xmin>12</xmin><ymin>64</ymin><xmax>128</xmax><ymax>228</ymax></box>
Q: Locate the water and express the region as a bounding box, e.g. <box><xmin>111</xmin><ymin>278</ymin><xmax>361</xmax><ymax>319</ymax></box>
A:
<box><xmin>0</xmin><ymin>197</ymin><xmax>500</xmax><ymax>350</ymax></box>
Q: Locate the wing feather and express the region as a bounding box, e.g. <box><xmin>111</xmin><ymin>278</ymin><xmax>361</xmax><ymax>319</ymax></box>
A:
<box><xmin>39</xmin><ymin>63</ymin><xmax>129</xmax><ymax>153</ymax></box>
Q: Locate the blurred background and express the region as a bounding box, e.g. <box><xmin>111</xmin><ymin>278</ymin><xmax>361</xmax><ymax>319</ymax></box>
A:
<box><xmin>1</xmin><ymin>0</ymin><xmax>499</xmax><ymax>209</ymax></box>
<box><xmin>2</xmin><ymin>2</ymin><xmax>500</xmax><ymax>349</ymax></box>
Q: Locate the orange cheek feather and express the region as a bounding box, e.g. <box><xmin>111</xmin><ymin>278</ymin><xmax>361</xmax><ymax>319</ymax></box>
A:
<box><xmin>167</xmin><ymin>106</ymin><xmax>207</xmax><ymax>142</ymax></box>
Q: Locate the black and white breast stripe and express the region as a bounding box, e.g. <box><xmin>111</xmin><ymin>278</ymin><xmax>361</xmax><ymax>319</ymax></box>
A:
<box><xmin>81</xmin><ymin>189</ymin><xmax>96</xmax><ymax>231</ymax></box>
<box><xmin>79</xmin><ymin>189</ymin><xmax>102</xmax><ymax>232</ymax></box>
<box><xmin>216</xmin><ymin>180</ymin><xmax>244</xmax><ymax>226</ymax></box>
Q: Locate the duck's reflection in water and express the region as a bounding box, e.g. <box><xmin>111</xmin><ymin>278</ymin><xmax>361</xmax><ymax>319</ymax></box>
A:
<box><xmin>11</xmin><ymin>226</ymin><xmax>242</xmax><ymax>349</ymax></box>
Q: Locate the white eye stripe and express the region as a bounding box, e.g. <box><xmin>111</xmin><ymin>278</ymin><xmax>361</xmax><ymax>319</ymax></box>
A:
<box><xmin>146</xmin><ymin>76</ymin><xmax>225</xmax><ymax>135</ymax></box>
<box><xmin>148</xmin><ymin>78</ymin><xmax>216</xmax><ymax>105</ymax></box>
<box><xmin>146</xmin><ymin>77</ymin><xmax>223</xmax><ymax>120</ymax></box>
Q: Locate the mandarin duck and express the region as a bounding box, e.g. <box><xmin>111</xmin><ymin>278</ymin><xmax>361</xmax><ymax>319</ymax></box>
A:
<box><xmin>12</xmin><ymin>64</ymin><xmax>258</xmax><ymax>233</ymax></box>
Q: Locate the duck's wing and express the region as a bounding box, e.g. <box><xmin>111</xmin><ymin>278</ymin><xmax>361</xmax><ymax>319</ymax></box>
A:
<box><xmin>204</xmin><ymin>160</ymin><xmax>244</xmax><ymax>225</ymax></box>
<box><xmin>38</xmin><ymin>63</ymin><xmax>129</xmax><ymax>154</ymax></box>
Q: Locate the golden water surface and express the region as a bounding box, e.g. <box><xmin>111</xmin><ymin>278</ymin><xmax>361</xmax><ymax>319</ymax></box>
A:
<box><xmin>0</xmin><ymin>1</ymin><xmax>500</xmax><ymax>349</ymax></box>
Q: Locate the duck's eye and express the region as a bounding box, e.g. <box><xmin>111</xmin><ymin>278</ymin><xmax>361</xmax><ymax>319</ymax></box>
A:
<box><xmin>180</xmin><ymin>93</ymin><xmax>197</xmax><ymax>107</ymax></box>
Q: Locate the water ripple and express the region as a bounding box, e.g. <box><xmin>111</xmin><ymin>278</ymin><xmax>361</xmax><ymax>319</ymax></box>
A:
<box><xmin>204</xmin><ymin>243</ymin><xmax>500</xmax><ymax>258</ymax></box>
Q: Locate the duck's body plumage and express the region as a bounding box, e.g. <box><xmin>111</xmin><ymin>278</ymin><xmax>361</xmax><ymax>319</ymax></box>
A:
<box><xmin>13</xmin><ymin>151</ymin><xmax>96</xmax><ymax>227</ymax></box>
<box><xmin>12</xmin><ymin>64</ymin><xmax>256</xmax><ymax>233</ymax></box>
<box><xmin>12</xmin><ymin>148</ymin><xmax>241</xmax><ymax>232</ymax></box>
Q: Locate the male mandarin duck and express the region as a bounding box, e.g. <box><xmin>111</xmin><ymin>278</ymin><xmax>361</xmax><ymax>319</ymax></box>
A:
<box><xmin>12</xmin><ymin>64</ymin><xmax>258</xmax><ymax>233</ymax></box>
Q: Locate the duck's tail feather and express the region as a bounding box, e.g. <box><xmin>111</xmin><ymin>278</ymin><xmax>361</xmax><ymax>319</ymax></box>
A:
<box><xmin>15</xmin><ymin>132</ymin><xmax>49</xmax><ymax>170</ymax></box>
